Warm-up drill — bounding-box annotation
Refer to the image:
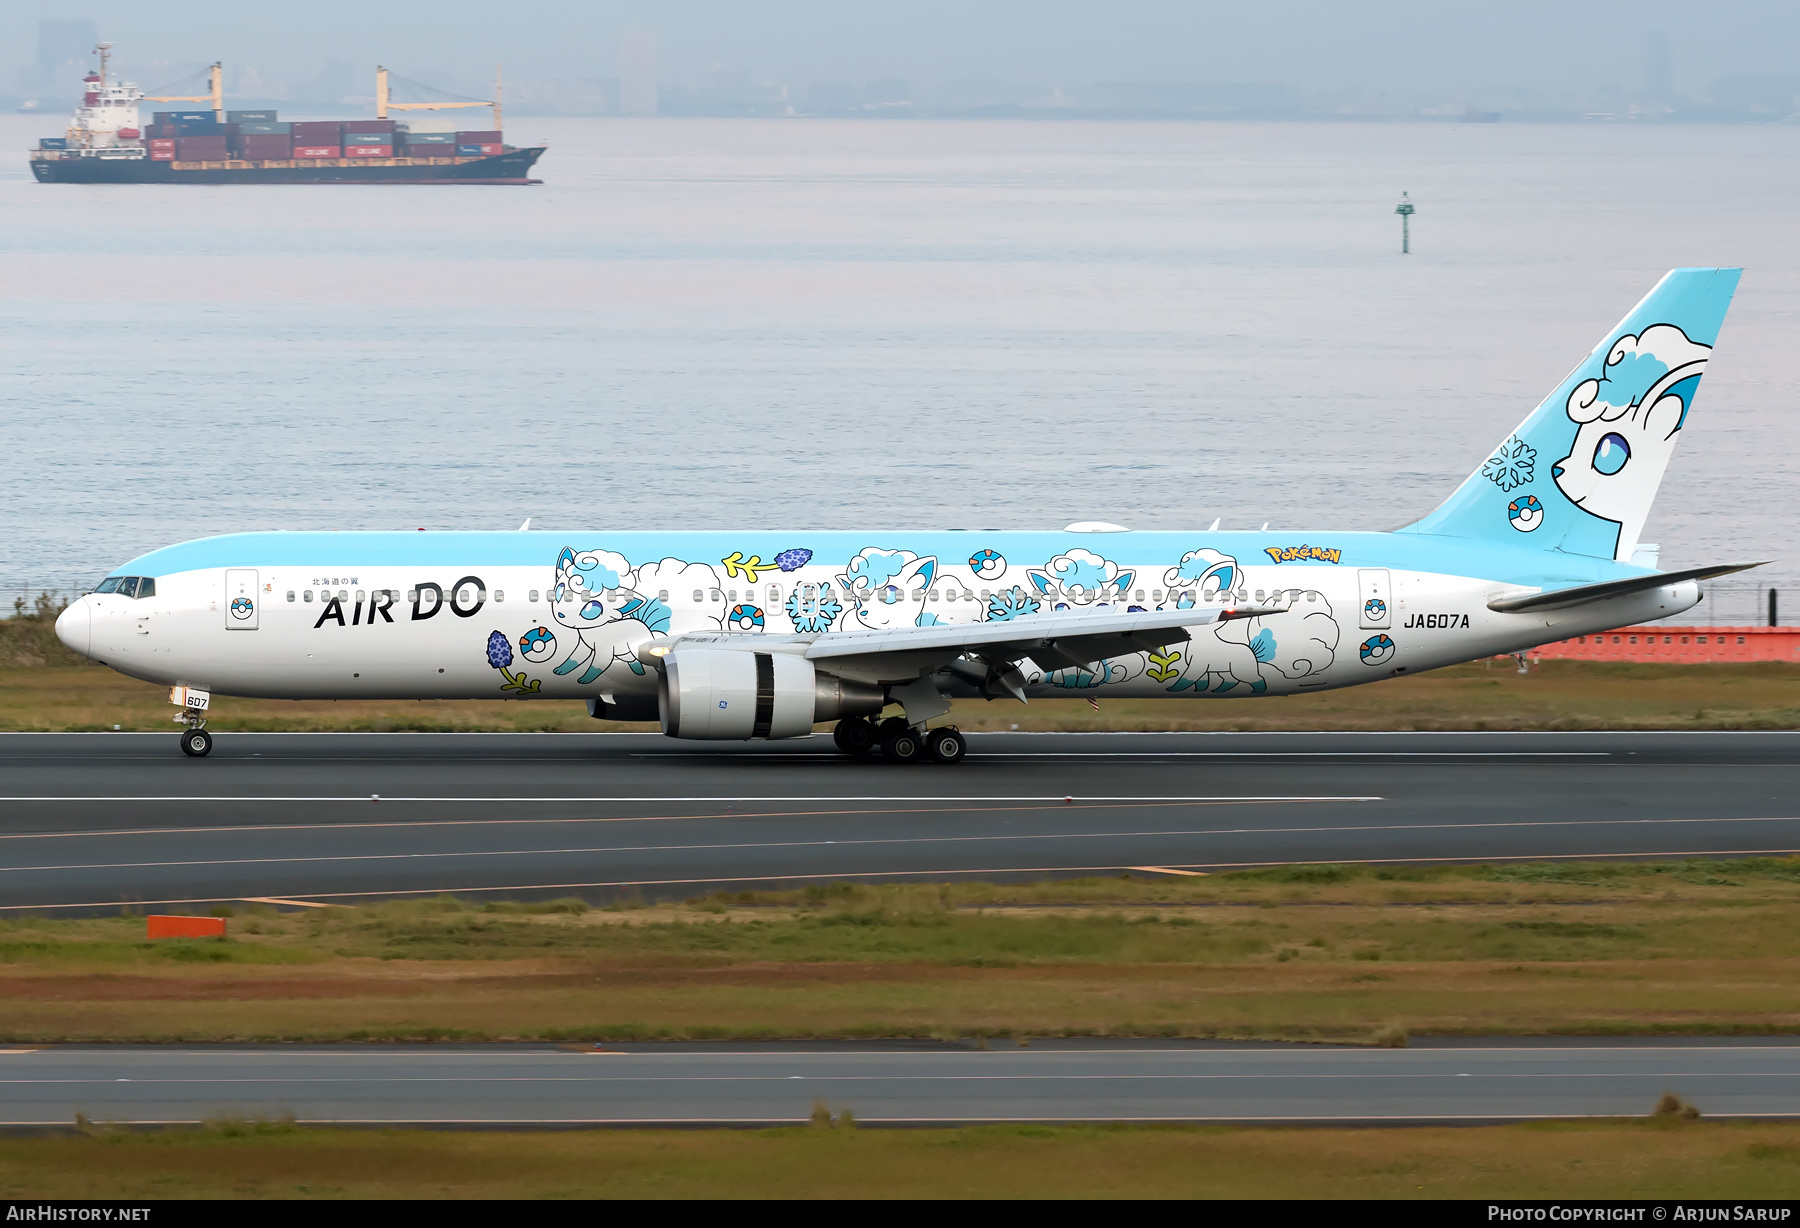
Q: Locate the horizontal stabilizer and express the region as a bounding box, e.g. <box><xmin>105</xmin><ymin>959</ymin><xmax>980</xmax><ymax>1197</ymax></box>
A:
<box><xmin>1486</xmin><ymin>562</ymin><xmax>1765</xmax><ymax>614</ymax></box>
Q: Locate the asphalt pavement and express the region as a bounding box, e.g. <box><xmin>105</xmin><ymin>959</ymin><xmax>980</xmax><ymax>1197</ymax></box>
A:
<box><xmin>2</xmin><ymin>1041</ymin><xmax>1793</xmax><ymax>1127</ymax></box>
<box><xmin>3</xmin><ymin>730</ymin><xmax>1798</xmax><ymax>909</ymax></box>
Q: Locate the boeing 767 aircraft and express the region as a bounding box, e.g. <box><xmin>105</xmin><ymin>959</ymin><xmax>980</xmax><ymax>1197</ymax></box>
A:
<box><xmin>57</xmin><ymin>268</ymin><xmax>1756</xmax><ymax>763</ymax></box>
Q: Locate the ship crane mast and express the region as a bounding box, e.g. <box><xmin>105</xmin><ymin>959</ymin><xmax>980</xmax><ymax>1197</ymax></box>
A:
<box><xmin>376</xmin><ymin>66</ymin><xmax>502</xmax><ymax>131</ymax></box>
<box><xmin>142</xmin><ymin>58</ymin><xmax>224</xmax><ymax>121</ymax></box>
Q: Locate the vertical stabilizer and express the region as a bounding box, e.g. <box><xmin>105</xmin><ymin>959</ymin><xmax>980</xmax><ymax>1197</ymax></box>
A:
<box><xmin>1402</xmin><ymin>268</ymin><xmax>1740</xmax><ymax>562</ymax></box>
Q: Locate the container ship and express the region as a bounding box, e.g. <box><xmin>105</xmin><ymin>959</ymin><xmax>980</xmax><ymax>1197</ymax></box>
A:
<box><xmin>29</xmin><ymin>46</ymin><xmax>544</xmax><ymax>185</ymax></box>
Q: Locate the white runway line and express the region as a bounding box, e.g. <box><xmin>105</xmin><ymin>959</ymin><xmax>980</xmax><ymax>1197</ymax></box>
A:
<box><xmin>0</xmin><ymin>795</ymin><xmax>1380</xmax><ymax>804</ymax></box>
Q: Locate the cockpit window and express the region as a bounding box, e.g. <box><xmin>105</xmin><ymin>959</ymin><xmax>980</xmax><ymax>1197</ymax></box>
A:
<box><xmin>114</xmin><ymin>577</ymin><xmax>140</xmax><ymax>599</ymax></box>
<box><xmin>135</xmin><ymin>578</ymin><xmax>155</xmax><ymax>599</ymax></box>
<box><xmin>95</xmin><ymin>577</ymin><xmax>121</xmax><ymax>594</ymax></box>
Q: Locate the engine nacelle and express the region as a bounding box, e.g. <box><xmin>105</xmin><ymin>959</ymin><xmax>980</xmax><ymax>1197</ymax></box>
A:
<box><xmin>659</xmin><ymin>649</ymin><xmax>883</xmax><ymax>740</ymax></box>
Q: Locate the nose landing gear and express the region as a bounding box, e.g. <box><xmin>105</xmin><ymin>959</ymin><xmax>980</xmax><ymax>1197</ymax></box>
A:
<box><xmin>180</xmin><ymin>727</ymin><xmax>214</xmax><ymax>757</ymax></box>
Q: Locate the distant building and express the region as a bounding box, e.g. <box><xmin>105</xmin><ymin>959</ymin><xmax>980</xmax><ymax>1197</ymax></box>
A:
<box><xmin>863</xmin><ymin>78</ymin><xmax>910</xmax><ymax>107</ymax></box>
<box><xmin>807</xmin><ymin>81</ymin><xmax>859</xmax><ymax>112</ymax></box>
<box><xmin>18</xmin><ymin>17</ymin><xmax>98</xmax><ymax>98</ymax></box>
<box><xmin>621</xmin><ymin>30</ymin><xmax>657</xmax><ymax>116</ymax></box>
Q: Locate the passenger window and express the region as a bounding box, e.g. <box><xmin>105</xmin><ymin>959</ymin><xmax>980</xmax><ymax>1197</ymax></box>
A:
<box><xmin>303</xmin><ymin>590</ymin><xmax>314</xmax><ymax>603</ymax></box>
<box><xmin>494</xmin><ymin>590</ymin><xmax>504</xmax><ymax>602</ymax></box>
<box><xmin>1135</xmin><ymin>591</ymin><xmax>1144</xmax><ymax>602</ymax></box>
<box><xmin>1152</xmin><ymin>589</ymin><xmax>1163</xmax><ymax>602</ymax></box>
<box><xmin>95</xmin><ymin>577</ymin><xmax>121</xmax><ymax>594</ymax></box>
<box><xmin>709</xmin><ymin>589</ymin><xmax>721</xmax><ymax>602</ymax></box>
<box><xmin>407</xmin><ymin>589</ymin><xmax>417</xmax><ymax>603</ymax></box>
<box><xmin>693</xmin><ymin>590</ymin><xmax>704</xmax><ymax>603</ymax></box>
<box><xmin>286</xmin><ymin>591</ymin><xmax>296</xmax><ymax>603</ymax></box>
<box><xmin>529</xmin><ymin>590</ymin><xmax>540</xmax><ymax>603</ymax></box>
<box><xmin>339</xmin><ymin>590</ymin><xmax>348</xmax><ymax>602</ymax></box>
<box><xmin>136</xmin><ymin>578</ymin><xmax>155</xmax><ymax>599</ymax></box>
<box><xmin>115</xmin><ymin>577</ymin><xmax>139</xmax><ymax>599</ymax></box>
<box><xmin>356</xmin><ymin>590</ymin><xmax>367</xmax><ymax>604</ymax></box>
<box><xmin>658</xmin><ymin>590</ymin><xmax>669</xmax><ymax>602</ymax></box>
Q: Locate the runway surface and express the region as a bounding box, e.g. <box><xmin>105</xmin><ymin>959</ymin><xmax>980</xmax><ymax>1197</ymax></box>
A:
<box><xmin>4</xmin><ymin>730</ymin><xmax>1799</xmax><ymax>910</ymax></box>
<box><xmin>3</xmin><ymin>1041</ymin><xmax>1795</xmax><ymax>1127</ymax></box>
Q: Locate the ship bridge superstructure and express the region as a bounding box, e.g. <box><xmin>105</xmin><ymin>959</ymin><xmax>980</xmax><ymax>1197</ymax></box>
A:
<box><xmin>62</xmin><ymin>44</ymin><xmax>145</xmax><ymax>158</ymax></box>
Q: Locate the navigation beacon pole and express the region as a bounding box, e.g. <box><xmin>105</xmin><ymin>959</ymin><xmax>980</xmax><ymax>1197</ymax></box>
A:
<box><xmin>1395</xmin><ymin>191</ymin><xmax>1415</xmax><ymax>254</ymax></box>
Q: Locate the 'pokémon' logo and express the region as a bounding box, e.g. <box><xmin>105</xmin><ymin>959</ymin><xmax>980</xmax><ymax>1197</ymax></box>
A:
<box><xmin>1264</xmin><ymin>545</ymin><xmax>1342</xmax><ymax>564</ymax></box>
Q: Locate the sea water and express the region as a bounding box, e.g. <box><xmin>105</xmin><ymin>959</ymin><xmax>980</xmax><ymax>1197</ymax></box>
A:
<box><xmin>3</xmin><ymin>116</ymin><xmax>1797</xmax><ymax>606</ymax></box>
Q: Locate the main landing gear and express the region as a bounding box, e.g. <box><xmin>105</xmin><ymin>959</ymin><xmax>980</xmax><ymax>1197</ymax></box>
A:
<box><xmin>833</xmin><ymin>716</ymin><xmax>966</xmax><ymax>765</ymax></box>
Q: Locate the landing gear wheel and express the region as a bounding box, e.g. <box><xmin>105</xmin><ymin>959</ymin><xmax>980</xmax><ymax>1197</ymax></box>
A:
<box><xmin>180</xmin><ymin>728</ymin><xmax>213</xmax><ymax>758</ymax></box>
<box><xmin>925</xmin><ymin>726</ymin><xmax>967</xmax><ymax>765</ymax></box>
<box><xmin>881</xmin><ymin>723</ymin><xmax>924</xmax><ymax>764</ymax></box>
<box><xmin>833</xmin><ymin>717</ymin><xmax>876</xmax><ymax>756</ymax></box>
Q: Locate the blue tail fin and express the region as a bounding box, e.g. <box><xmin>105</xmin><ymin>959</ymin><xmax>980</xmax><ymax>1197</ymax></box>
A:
<box><xmin>1401</xmin><ymin>268</ymin><xmax>1740</xmax><ymax>562</ymax></box>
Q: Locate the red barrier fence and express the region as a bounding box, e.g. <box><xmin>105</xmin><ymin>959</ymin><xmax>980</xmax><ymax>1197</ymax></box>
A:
<box><xmin>1528</xmin><ymin>626</ymin><xmax>1800</xmax><ymax>663</ymax></box>
<box><xmin>146</xmin><ymin>915</ymin><xmax>226</xmax><ymax>939</ymax></box>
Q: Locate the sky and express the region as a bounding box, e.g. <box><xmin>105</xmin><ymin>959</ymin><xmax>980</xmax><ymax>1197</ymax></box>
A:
<box><xmin>10</xmin><ymin>0</ymin><xmax>1800</xmax><ymax>96</ymax></box>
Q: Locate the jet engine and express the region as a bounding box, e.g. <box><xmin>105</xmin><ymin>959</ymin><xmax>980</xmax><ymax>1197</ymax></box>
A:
<box><xmin>659</xmin><ymin>649</ymin><xmax>883</xmax><ymax>740</ymax></box>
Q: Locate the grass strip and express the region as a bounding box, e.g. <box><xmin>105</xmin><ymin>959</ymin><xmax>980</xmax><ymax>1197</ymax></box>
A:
<box><xmin>4</xmin><ymin>860</ymin><xmax>1800</xmax><ymax>1043</ymax></box>
<box><xmin>4</xmin><ymin>1119</ymin><xmax>1799</xmax><ymax>1199</ymax></box>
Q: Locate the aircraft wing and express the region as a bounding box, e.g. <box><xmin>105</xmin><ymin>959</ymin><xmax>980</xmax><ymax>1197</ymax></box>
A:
<box><xmin>803</xmin><ymin>604</ymin><xmax>1273</xmax><ymax>688</ymax></box>
<box><xmin>1486</xmin><ymin>562</ymin><xmax>1765</xmax><ymax>614</ymax></box>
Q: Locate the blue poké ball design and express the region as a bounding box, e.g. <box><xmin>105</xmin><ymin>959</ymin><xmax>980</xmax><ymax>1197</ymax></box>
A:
<box><xmin>969</xmin><ymin>549</ymin><xmax>1006</xmax><ymax>580</ymax></box>
<box><xmin>774</xmin><ymin>548</ymin><xmax>813</xmax><ymax>572</ymax></box>
<box><xmin>1363</xmin><ymin>598</ymin><xmax>1387</xmax><ymax>621</ymax></box>
<box><xmin>1359</xmin><ymin>634</ymin><xmax>1396</xmax><ymax>666</ymax></box>
<box><xmin>519</xmin><ymin>626</ymin><xmax>557</xmax><ymax>663</ymax></box>
<box><xmin>728</xmin><ymin>604</ymin><xmax>766</xmax><ymax>631</ymax></box>
<box><xmin>229</xmin><ymin>596</ymin><xmax>254</xmax><ymax>619</ymax></box>
<box><xmin>1508</xmin><ymin>493</ymin><xmax>1545</xmax><ymax>532</ymax></box>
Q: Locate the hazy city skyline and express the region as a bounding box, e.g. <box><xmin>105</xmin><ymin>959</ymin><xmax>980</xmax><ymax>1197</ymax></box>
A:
<box><xmin>10</xmin><ymin>2</ymin><xmax>1800</xmax><ymax>119</ymax></box>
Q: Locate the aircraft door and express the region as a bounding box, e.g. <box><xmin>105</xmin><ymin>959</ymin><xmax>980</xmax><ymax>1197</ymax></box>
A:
<box><xmin>1357</xmin><ymin>568</ymin><xmax>1391</xmax><ymax>630</ymax></box>
<box><xmin>225</xmin><ymin>569</ymin><xmax>260</xmax><ymax>630</ymax></box>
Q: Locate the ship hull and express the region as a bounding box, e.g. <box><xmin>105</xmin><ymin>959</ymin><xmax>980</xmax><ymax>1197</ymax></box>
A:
<box><xmin>29</xmin><ymin>146</ymin><xmax>545</xmax><ymax>184</ymax></box>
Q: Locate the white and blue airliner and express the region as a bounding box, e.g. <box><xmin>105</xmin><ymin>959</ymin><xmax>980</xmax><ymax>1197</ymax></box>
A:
<box><xmin>57</xmin><ymin>269</ymin><xmax>1757</xmax><ymax>763</ymax></box>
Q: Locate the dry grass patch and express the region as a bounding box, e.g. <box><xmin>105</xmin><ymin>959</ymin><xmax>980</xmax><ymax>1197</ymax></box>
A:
<box><xmin>4</xmin><ymin>862</ymin><xmax>1800</xmax><ymax>1042</ymax></box>
<box><xmin>2</xmin><ymin>1119</ymin><xmax>1799</xmax><ymax>1199</ymax></box>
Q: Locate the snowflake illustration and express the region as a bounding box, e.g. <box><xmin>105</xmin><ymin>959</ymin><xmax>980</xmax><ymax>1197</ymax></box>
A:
<box><xmin>985</xmin><ymin>586</ymin><xmax>1041</xmax><ymax>622</ymax></box>
<box><xmin>485</xmin><ymin>630</ymin><xmax>514</xmax><ymax>670</ymax></box>
<box><xmin>1481</xmin><ymin>436</ymin><xmax>1536</xmax><ymax>492</ymax></box>
<box><xmin>785</xmin><ymin>588</ymin><xmax>842</xmax><ymax>634</ymax></box>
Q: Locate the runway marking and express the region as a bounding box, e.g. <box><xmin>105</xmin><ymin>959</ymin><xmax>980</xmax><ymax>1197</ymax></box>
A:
<box><xmin>240</xmin><ymin>896</ymin><xmax>346</xmax><ymax>909</ymax></box>
<box><xmin>12</xmin><ymin>845</ymin><xmax>1800</xmax><ymax>912</ymax></box>
<box><xmin>3</xmin><ymin>1071</ymin><xmax>1793</xmax><ymax>1085</ymax></box>
<box><xmin>3</xmin><ymin>813</ymin><xmax>1797</xmax><ymax>877</ymax></box>
<box><xmin>633</xmin><ymin>751</ymin><xmax>1611</xmax><ymax>759</ymax></box>
<box><xmin>1128</xmin><ymin>866</ymin><xmax>1210</xmax><ymax>876</ymax></box>
<box><xmin>0</xmin><ymin>795</ymin><xmax>1378</xmax><ymax>805</ymax></box>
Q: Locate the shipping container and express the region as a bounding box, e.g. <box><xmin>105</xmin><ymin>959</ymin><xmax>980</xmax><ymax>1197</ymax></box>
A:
<box><xmin>165</xmin><ymin>110</ymin><xmax>213</xmax><ymax>122</ymax></box>
<box><xmin>343</xmin><ymin>145</ymin><xmax>394</xmax><ymax>158</ymax></box>
<box><xmin>38</xmin><ymin>137</ymin><xmax>67</xmax><ymax>149</ymax></box>
<box><xmin>455</xmin><ymin>130</ymin><xmax>503</xmax><ymax>142</ymax></box>
<box><xmin>291</xmin><ymin>145</ymin><xmax>341</xmax><ymax>159</ymax></box>
<box><xmin>348</xmin><ymin>118</ymin><xmax>396</xmax><ymax>133</ymax></box>
<box><xmin>147</xmin><ymin>138</ymin><xmax>176</xmax><ymax>148</ymax></box>
<box><xmin>149</xmin><ymin>149</ymin><xmax>175</xmax><ymax>161</ymax></box>
<box><xmin>343</xmin><ymin>132</ymin><xmax>390</xmax><ymax>144</ymax></box>
<box><xmin>290</xmin><ymin>121</ymin><xmax>344</xmax><ymax>140</ymax></box>
<box><xmin>237</xmin><ymin>135</ymin><xmax>293</xmax><ymax>158</ymax></box>
<box><xmin>235</xmin><ymin>121</ymin><xmax>291</xmax><ymax>134</ymax></box>
<box><xmin>226</xmin><ymin>109</ymin><xmax>277</xmax><ymax>123</ymax></box>
<box><xmin>457</xmin><ymin>143</ymin><xmax>504</xmax><ymax>156</ymax></box>
<box><xmin>400</xmin><ymin>131</ymin><xmax>456</xmax><ymax>144</ymax></box>
<box><xmin>176</xmin><ymin>136</ymin><xmax>229</xmax><ymax>159</ymax></box>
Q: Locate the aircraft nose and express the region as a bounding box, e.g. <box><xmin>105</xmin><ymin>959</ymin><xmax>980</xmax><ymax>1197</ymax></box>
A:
<box><xmin>55</xmin><ymin>598</ymin><xmax>90</xmax><ymax>657</ymax></box>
